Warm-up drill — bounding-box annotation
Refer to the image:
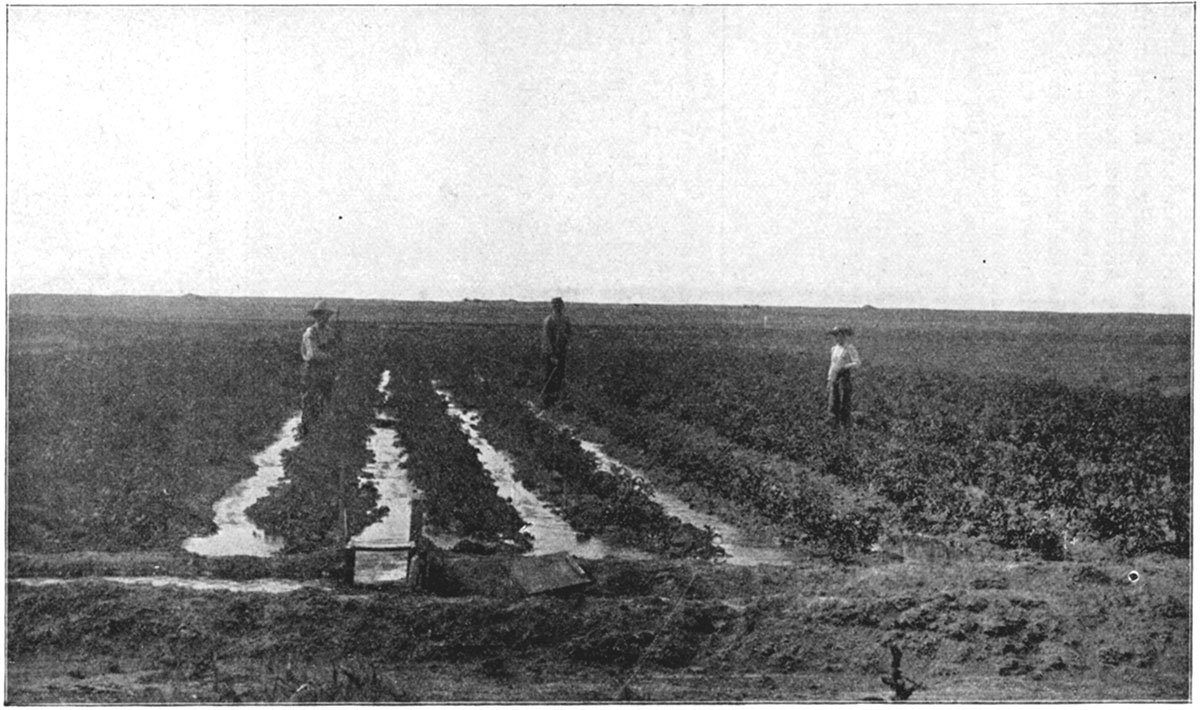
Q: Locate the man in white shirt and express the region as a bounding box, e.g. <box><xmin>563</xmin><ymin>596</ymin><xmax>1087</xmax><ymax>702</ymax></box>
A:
<box><xmin>299</xmin><ymin>299</ymin><xmax>341</xmax><ymax>439</ymax></box>
<box><xmin>827</xmin><ymin>325</ymin><xmax>861</xmax><ymax>427</ymax></box>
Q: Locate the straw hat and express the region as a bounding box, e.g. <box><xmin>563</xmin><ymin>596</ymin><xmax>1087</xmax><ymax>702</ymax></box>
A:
<box><xmin>827</xmin><ymin>325</ymin><xmax>854</xmax><ymax>336</ymax></box>
<box><xmin>308</xmin><ymin>299</ymin><xmax>334</xmax><ymax>316</ymax></box>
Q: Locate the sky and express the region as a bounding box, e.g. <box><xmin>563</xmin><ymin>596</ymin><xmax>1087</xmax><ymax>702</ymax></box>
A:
<box><xmin>6</xmin><ymin>4</ymin><xmax>1194</xmax><ymax>313</ymax></box>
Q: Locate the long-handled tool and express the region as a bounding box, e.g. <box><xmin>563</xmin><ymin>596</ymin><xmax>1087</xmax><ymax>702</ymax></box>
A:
<box><xmin>539</xmin><ymin>359</ymin><xmax>563</xmax><ymax>402</ymax></box>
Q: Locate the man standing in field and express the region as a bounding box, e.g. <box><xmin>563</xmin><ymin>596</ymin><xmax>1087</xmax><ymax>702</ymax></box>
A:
<box><xmin>541</xmin><ymin>297</ymin><xmax>572</xmax><ymax>407</ymax></box>
<box><xmin>826</xmin><ymin>325</ymin><xmax>861</xmax><ymax>427</ymax></box>
<box><xmin>299</xmin><ymin>299</ymin><xmax>341</xmax><ymax>439</ymax></box>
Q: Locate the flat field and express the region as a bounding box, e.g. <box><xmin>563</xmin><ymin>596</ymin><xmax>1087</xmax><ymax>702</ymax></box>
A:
<box><xmin>6</xmin><ymin>294</ymin><xmax>1191</xmax><ymax>702</ymax></box>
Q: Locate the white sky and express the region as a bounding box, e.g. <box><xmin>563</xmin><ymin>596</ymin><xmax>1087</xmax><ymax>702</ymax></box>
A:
<box><xmin>6</xmin><ymin>4</ymin><xmax>1194</xmax><ymax>312</ymax></box>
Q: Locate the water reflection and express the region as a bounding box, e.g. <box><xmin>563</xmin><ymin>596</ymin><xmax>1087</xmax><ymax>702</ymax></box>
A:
<box><xmin>350</xmin><ymin>371</ymin><xmax>421</xmax><ymax>584</ymax></box>
<box><xmin>435</xmin><ymin>386</ymin><xmax>615</xmax><ymax>559</ymax></box>
<box><xmin>577</xmin><ymin>440</ymin><xmax>800</xmax><ymax>567</ymax></box>
<box><xmin>183</xmin><ymin>415</ymin><xmax>300</xmax><ymax>557</ymax></box>
<box><xmin>352</xmin><ymin>426</ymin><xmax>414</xmax><ymax>548</ymax></box>
<box><xmin>16</xmin><ymin>576</ymin><xmax>318</xmax><ymax>594</ymax></box>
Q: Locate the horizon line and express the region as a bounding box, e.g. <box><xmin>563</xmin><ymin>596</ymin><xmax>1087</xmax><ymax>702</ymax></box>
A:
<box><xmin>7</xmin><ymin>291</ymin><xmax>1192</xmax><ymax>318</ymax></box>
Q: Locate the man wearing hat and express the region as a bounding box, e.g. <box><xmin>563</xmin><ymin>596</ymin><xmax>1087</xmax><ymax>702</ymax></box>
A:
<box><xmin>541</xmin><ymin>297</ymin><xmax>572</xmax><ymax>407</ymax></box>
<box><xmin>826</xmin><ymin>325</ymin><xmax>861</xmax><ymax>427</ymax></box>
<box><xmin>299</xmin><ymin>299</ymin><xmax>341</xmax><ymax>438</ymax></box>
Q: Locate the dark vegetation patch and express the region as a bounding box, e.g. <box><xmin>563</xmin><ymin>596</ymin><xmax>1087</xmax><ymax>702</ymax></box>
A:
<box><xmin>9</xmin><ymin>304</ymin><xmax>1188</xmax><ymax>561</ymax></box>
<box><xmin>8</xmin><ymin>316</ymin><xmax>299</xmax><ymax>553</ymax></box>
<box><xmin>444</xmin><ymin>322</ymin><xmax>1190</xmax><ymax>559</ymax></box>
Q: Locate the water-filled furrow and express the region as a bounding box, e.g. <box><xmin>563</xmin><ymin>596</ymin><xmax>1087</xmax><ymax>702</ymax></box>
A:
<box><xmin>15</xmin><ymin>576</ymin><xmax>320</xmax><ymax>594</ymax></box>
<box><xmin>355</xmin><ymin>430</ymin><xmax>413</xmax><ymax>538</ymax></box>
<box><xmin>183</xmin><ymin>414</ymin><xmax>301</xmax><ymax>557</ymax></box>
<box><xmin>435</xmin><ymin>386</ymin><xmax>612</xmax><ymax>559</ymax></box>
<box><xmin>349</xmin><ymin>370</ymin><xmax>418</xmax><ymax>584</ymax></box>
<box><xmin>577</xmin><ymin>440</ymin><xmax>800</xmax><ymax>567</ymax></box>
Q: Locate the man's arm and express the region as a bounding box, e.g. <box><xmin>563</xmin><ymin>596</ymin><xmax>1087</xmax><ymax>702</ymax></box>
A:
<box><xmin>329</xmin><ymin>309</ymin><xmax>343</xmax><ymax>347</ymax></box>
<box><xmin>846</xmin><ymin>345</ymin><xmax>861</xmax><ymax>370</ymax></box>
<box><xmin>305</xmin><ymin>326</ymin><xmax>338</xmax><ymax>362</ymax></box>
<box><xmin>301</xmin><ymin>328</ymin><xmax>315</xmax><ymax>361</ymax></box>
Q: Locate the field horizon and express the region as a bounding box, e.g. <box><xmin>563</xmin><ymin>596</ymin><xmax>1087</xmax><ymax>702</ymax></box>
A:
<box><xmin>8</xmin><ymin>291</ymin><xmax>1192</xmax><ymax>319</ymax></box>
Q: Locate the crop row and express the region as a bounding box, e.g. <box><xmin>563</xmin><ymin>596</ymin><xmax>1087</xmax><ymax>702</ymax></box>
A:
<box><xmin>404</xmin><ymin>322</ymin><xmax>1188</xmax><ymax>558</ymax></box>
<box><xmin>246</xmin><ymin>329</ymin><xmax>389</xmax><ymax>554</ymax></box>
<box><xmin>8</xmin><ymin>316</ymin><xmax>301</xmax><ymax>552</ymax></box>
<box><xmin>432</xmin><ymin>368</ymin><xmax>722</xmax><ymax>559</ymax></box>
<box><xmin>12</xmin><ymin>312</ymin><xmax>1186</xmax><ymax>562</ymax></box>
<box><xmin>376</xmin><ymin>359</ymin><xmax>531</xmax><ymax>549</ymax></box>
<box><xmin>570</xmin><ymin>327</ymin><xmax>1189</xmax><ymax>556</ymax></box>
<box><xmin>397</xmin><ymin>326</ymin><xmax>882</xmax><ymax>558</ymax></box>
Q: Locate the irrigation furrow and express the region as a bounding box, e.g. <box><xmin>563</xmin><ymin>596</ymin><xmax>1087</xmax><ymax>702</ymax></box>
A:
<box><xmin>532</xmin><ymin>414</ymin><xmax>801</xmax><ymax>566</ymax></box>
<box><xmin>576</xmin><ymin>440</ymin><xmax>801</xmax><ymax>567</ymax></box>
<box><xmin>183</xmin><ymin>414</ymin><xmax>301</xmax><ymax>558</ymax></box>
<box><xmin>350</xmin><ymin>370</ymin><xmax>419</xmax><ymax>583</ymax></box>
<box><xmin>435</xmin><ymin>385</ymin><xmax>612</xmax><ymax>559</ymax></box>
<box><xmin>526</xmin><ymin>400</ymin><xmax>798</xmax><ymax>566</ymax></box>
<box><xmin>15</xmin><ymin>576</ymin><xmax>322</xmax><ymax>594</ymax></box>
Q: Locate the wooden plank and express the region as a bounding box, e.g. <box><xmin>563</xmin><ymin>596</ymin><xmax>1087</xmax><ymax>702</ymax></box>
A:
<box><xmin>351</xmin><ymin>549</ymin><xmax>412</xmax><ymax>585</ymax></box>
<box><xmin>346</xmin><ymin>538</ymin><xmax>416</xmax><ymax>552</ymax></box>
<box><xmin>509</xmin><ymin>552</ymin><xmax>591</xmax><ymax>595</ymax></box>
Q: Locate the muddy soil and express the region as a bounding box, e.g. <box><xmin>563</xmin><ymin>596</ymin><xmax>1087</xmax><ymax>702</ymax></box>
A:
<box><xmin>7</xmin><ymin>551</ymin><xmax>1189</xmax><ymax>703</ymax></box>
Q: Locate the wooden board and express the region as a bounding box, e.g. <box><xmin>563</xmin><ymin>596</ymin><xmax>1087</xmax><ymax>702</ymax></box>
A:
<box><xmin>509</xmin><ymin>552</ymin><xmax>591</xmax><ymax>595</ymax></box>
<box><xmin>349</xmin><ymin>549</ymin><xmax>414</xmax><ymax>585</ymax></box>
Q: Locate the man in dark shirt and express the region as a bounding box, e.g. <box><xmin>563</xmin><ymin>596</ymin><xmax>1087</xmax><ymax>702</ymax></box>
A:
<box><xmin>299</xmin><ymin>299</ymin><xmax>341</xmax><ymax>439</ymax></box>
<box><xmin>541</xmin><ymin>297</ymin><xmax>572</xmax><ymax>407</ymax></box>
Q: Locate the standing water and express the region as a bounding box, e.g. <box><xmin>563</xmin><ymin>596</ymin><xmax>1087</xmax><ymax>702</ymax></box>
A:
<box><xmin>349</xmin><ymin>371</ymin><xmax>419</xmax><ymax>584</ymax></box>
<box><xmin>577</xmin><ymin>440</ymin><xmax>800</xmax><ymax>567</ymax></box>
<box><xmin>435</xmin><ymin>385</ymin><xmax>615</xmax><ymax>559</ymax></box>
<box><xmin>16</xmin><ymin>576</ymin><xmax>319</xmax><ymax>594</ymax></box>
<box><xmin>183</xmin><ymin>415</ymin><xmax>301</xmax><ymax>557</ymax></box>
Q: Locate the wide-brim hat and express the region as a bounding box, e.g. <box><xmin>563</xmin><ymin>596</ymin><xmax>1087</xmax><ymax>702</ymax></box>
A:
<box><xmin>827</xmin><ymin>325</ymin><xmax>854</xmax><ymax>336</ymax></box>
<box><xmin>308</xmin><ymin>299</ymin><xmax>334</xmax><ymax>316</ymax></box>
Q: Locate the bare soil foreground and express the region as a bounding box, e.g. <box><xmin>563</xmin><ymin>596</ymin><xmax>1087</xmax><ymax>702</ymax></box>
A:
<box><xmin>6</xmin><ymin>551</ymin><xmax>1190</xmax><ymax>703</ymax></box>
<box><xmin>7</xmin><ymin>295</ymin><xmax>1190</xmax><ymax>703</ymax></box>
